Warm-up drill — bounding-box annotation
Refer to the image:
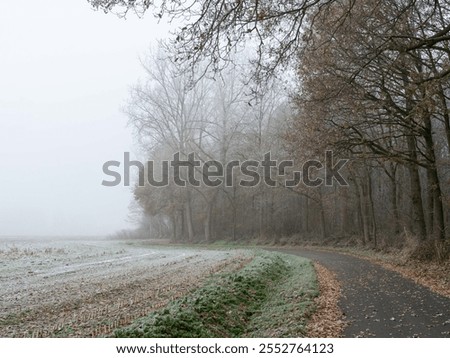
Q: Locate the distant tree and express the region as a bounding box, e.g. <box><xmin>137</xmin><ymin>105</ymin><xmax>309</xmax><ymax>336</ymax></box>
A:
<box><xmin>127</xmin><ymin>47</ymin><xmax>212</xmax><ymax>242</ymax></box>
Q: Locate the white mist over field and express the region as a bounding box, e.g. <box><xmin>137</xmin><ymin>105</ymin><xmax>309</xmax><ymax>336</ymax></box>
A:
<box><xmin>0</xmin><ymin>1</ymin><xmax>169</xmax><ymax>236</ymax></box>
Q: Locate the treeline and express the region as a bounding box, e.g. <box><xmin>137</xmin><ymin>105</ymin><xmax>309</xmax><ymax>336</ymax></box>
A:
<box><xmin>288</xmin><ymin>1</ymin><xmax>450</xmax><ymax>258</ymax></box>
<box><xmin>124</xmin><ymin>1</ymin><xmax>450</xmax><ymax>259</ymax></box>
<box><xmin>129</xmin><ymin>49</ymin><xmax>300</xmax><ymax>243</ymax></box>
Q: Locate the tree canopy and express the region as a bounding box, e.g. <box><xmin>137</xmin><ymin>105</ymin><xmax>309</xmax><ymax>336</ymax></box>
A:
<box><xmin>89</xmin><ymin>0</ymin><xmax>450</xmax><ymax>84</ymax></box>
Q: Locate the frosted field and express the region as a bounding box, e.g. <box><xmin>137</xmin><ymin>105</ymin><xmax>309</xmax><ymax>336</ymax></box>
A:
<box><xmin>0</xmin><ymin>237</ymin><xmax>248</xmax><ymax>337</ymax></box>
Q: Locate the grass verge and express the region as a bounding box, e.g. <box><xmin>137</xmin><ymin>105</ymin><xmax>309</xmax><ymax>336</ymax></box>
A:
<box><xmin>114</xmin><ymin>252</ymin><xmax>317</xmax><ymax>338</ymax></box>
<box><xmin>245</xmin><ymin>254</ymin><xmax>318</xmax><ymax>337</ymax></box>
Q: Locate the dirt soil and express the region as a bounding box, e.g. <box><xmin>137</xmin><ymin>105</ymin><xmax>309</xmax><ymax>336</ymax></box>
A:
<box><xmin>0</xmin><ymin>237</ymin><xmax>250</xmax><ymax>337</ymax></box>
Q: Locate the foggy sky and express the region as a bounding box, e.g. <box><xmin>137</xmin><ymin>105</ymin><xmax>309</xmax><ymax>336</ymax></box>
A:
<box><xmin>0</xmin><ymin>1</ymin><xmax>170</xmax><ymax>236</ymax></box>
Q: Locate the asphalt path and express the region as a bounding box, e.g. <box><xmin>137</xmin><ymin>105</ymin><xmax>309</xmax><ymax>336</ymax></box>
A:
<box><xmin>273</xmin><ymin>248</ymin><xmax>450</xmax><ymax>337</ymax></box>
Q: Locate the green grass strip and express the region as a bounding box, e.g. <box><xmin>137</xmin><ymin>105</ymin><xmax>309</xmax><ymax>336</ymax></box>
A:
<box><xmin>114</xmin><ymin>252</ymin><xmax>317</xmax><ymax>338</ymax></box>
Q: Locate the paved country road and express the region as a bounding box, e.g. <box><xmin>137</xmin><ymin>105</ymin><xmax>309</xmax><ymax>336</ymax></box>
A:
<box><xmin>274</xmin><ymin>248</ymin><xmax>450</xmax><ymax>338</ymax></box>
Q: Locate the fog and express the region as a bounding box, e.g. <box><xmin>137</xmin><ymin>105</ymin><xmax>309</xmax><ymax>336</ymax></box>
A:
<box><xmin>0</xmin><ymin>1</ymin><xmax>169</xmax><ymax>236</ymax></box>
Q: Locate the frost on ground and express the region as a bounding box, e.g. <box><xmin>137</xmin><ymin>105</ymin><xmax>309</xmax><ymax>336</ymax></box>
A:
<box><xmin>0</xmin><ymin>237</ymin><xmax>250</xmax><ymax>337</ymax></box>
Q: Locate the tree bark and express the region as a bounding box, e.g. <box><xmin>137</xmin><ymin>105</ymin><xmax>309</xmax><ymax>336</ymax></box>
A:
<box><xmin>185</xmin><ymin>190</ymin><xmax>195</xmax><ymax>242</ymax></box>
<box><xmin>367</xmin><ymin>169</ymin><xmax>377</xmax><ymax>248</ymax></box>
<box><xmin>391</xmin><ymin>175</ymin><xmax>400</xmax><ymax>234</ymax></box>
<box><xmin>406</xmin><ymin>135</ymin><xmax>427</xmax><ymax>241</ymax></box>
<box><xmin>357</xmin><ymin>178</ymin><xmax>370</xmax><ymax>245</ymax></box>
<box><xmin>204</xmin><ymin>200</ymin><xmax>214</xmax><ymax>243</ymax></box>
<box><xmin>424</xmin><ymin>155</ymin><xmax>445</xmax><ymax>242</ymax></box>
<box><xmin>401</xmin><ymin>67</ymin><xmax>427</xmax><ymax>242</ymax></box>
<box><xmin>422</xmin><ymin>112</ymin><xmax>446</xmax><ymax>241</ymax></box>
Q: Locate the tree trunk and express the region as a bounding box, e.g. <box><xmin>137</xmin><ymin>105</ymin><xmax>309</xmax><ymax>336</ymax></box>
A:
<box><xmin>433</xmin><ymin>67</ymin><xmax>450</xmax><ymax>156</ymax></box>
<box><xmin>171</xmin><ymin>213</ymin><xmax>178</xmax><ymax>242</ymax></box>
<box><xmin>305</xmin><ymin>196</ymin><xmax>309</xmax><ymax>235</ymax></box>
<box><xmin>318</xmin><ymin>191</ymin><xmax>327</xmax><ymax>240</ymax></box>
<box><xmin>423</xmin><ymin>114</ymin><xmax>446</xmax><ymax>241</ymax></box>
<box><xmin>391</xmin><ymin>176</ymin><xmax>400</xmax><ymax>234</ymax></box>
<box><xmin>204</xmin><ymin>200</ymin><xmax>213</xmax><ymax>243</ymax></box>
<box><xmin>401</xmin><ymin>68</ymin><xmax>427</xmax><ymax>241</ymax></box>
<box><xmin>340</xmin><ymin>188</ymin><xmax>350</xmax><ymax>236</ymax></box>
<box><xmin>259</xmin><ymin>193</ymin><xmax>264</xmax><ymax>239</ymax></box>
<box><xmin>356</xmin><ymin>177</ymin><xmax>370</xmax><ymax>245</ymax></box>
<box><xmin>185</xmin><ymin>190</ymin><xmax>195</xmax><ymax>242</ymax></box>
<box><xmin>406</xmin><ymin>138</ymin><xmax>427</xmax><ymax>241</ymax></box>
<box><xmin>426</xmin><ymin>169</ymin><xmax>435</xmax><ymax>235</ymax></box>
<box><xmin>367</xmin><ymin>169</ymin><xmax>377</xmax><ymax>248</ymax></box>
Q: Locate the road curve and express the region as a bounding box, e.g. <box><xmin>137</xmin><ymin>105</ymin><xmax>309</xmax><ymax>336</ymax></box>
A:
<box><xmin>273</xmin><ymin>248</ymin><xmax>450</xmax><ymax>337</ymax></box>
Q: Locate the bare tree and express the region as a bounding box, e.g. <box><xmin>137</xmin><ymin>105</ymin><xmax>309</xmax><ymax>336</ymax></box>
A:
<box><xmin>89</xmin><ymin>0</ymin><xmax>450</xmax><ymax>88</ymax></box>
